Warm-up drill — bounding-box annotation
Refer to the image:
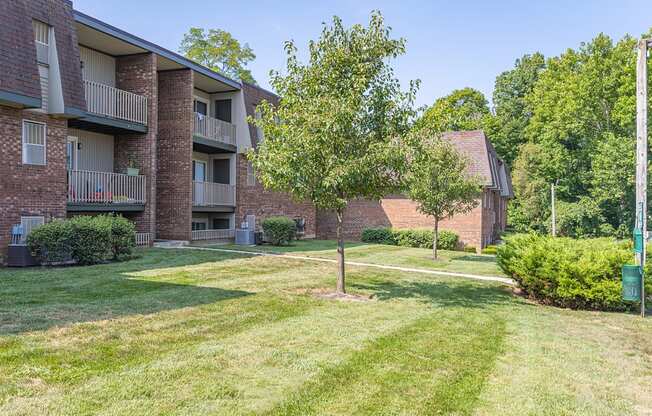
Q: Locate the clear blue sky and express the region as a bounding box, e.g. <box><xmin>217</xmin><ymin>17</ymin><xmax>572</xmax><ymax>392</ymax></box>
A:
<box><xmin>74</xmin><ymin>0</ymin><xmax>651</xmax><ymax>108</ymax></box>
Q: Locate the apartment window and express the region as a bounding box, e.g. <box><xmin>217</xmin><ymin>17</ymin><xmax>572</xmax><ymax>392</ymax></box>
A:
<box><xmin>246</xmin><ymin>161</ymin><xmax>256</xmax><ymax>186</ymax></box>
<box><xmin>22</xmin><ymin>120</ymin><xmax>46</xmax><ymax>165</ymax></box>
<box><xmin>192</xmin><ymin>221</ymin><xmax>207</xmax><ymax>231</ymax></box>
<box><xmin>33</xmin><ymin>20</ymin><xmax>50</xmax><ymax>65</ymax></box>
<box><xmin>193</xmin><ymin>99</ymin><xmax>208</xmax><ymax>116</ymax></box>
<box><xmin>21</xmin><ymin>216</ymin><xmax>45</xmax><ymax>237</ymax></box>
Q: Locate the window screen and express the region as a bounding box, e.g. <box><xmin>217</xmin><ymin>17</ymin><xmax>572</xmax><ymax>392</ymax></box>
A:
<box><xmin>22</xmin><ymin>121</ymin><xmax>46</xmax><ymax>165</ymax></box>
<box><xmin>246</xmin><ymin>161</ymin><xmax>256</xmax><ymax>186</ymax></box>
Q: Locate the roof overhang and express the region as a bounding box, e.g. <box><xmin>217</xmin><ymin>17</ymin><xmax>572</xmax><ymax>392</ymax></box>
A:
<box><xmin>73</xmin><ymin>10</ymin><xmax>241</xmax><ymax>92</ymax></box>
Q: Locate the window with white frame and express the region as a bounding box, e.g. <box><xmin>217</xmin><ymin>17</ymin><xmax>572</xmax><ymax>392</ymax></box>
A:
<box><xmin>19</xmin><ymin>216</ymin><xmax>45</xmax><ymax>243</ymax></box>
<box><xmin>246</xmin><ymin>161</ymin><xmax>256</xmax><ymax>186</ymax></box>
<box><xmin>32</xmin><ymin>20</ymin><xmax>50</xmax><ymax>65</ymax></box>
<box><xmin>22</xmin><ymin>120</ymin><xmax>46</xmax><ymax>165</ymax></box>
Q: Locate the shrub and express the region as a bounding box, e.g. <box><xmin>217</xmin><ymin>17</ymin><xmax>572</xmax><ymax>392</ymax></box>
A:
<box><xmin>481</xmin><ymin>245</ymin><xmax>497</xmax><ymax>255</ymax></box>
<box><xmin>262</xmin><ymin>216</ymin><xmax>297</xmax><ymax>246</ymax></box>
<box><xmin>27</xmin><ymin>215</ymin><xmax>136</xmax><ymax>266</ymax></box>
<box><xmin>68</xmin><ymin>216</ymin><xmax>112</xmax><ymax>265</ymax></box>
<box><xmin>360</xmin><ymin>227</ymin><xmax>458</xmax><ymax>250</ymax></box>
<box><xmin>464</xmin><ymin>246</ymin><xmax>477</xmax><ymax>253</ymax></box>
<box><xmin>27</xmin><ymin>220</ymin><xmax>74</xmax><ymax>264</ymax></box>
<box><xmin>361</xmin><ymin>227</ymin><xmax>397</xmax><ymax>245</ymax></box>
<box><xmin>497</xmin><ymin>233</ymin><xmax>652</xmax><ymax>311</ymax></box>
<box><xmin>550</xmin><ymin>198</ymin><xmax>606</xmax><ymax>238</ymax></box>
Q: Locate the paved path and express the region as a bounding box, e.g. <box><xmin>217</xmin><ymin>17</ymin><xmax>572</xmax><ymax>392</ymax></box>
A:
<box><xmin>166</xmin><ymin>245</ymin><xmax>515</xmax><ymax>286</ymax></box>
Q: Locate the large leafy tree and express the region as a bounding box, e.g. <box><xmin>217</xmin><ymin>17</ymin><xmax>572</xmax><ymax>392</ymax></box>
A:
<box><xmin>484</xmin><ymin>53</ymin><xmax>545</xmax><ymax>166</ymax></box>
<box><xmin>405</xmin><ymin>130</ymin><xmax>481</xmax><ymax>259</ymax></box>
<box><xmin>249</xmin><ymin>12</ymin><xmax>418</xmax><ymax>294</ymax></box>
<box><xmin>417</xmin><ymin>87</ymin><xmax>490</xmax><ymax>132</ymax></box>
<box><xmin>179</xmin><ymin>28</ymin><xmax>257</xmax><ymax>84</ymax></box>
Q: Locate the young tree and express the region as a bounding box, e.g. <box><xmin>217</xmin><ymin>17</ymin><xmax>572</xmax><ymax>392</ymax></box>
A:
<box><xmin>405</xmin><ymin>131</ymin><xmax>482</xmax><ymax>259</ymax></box>
<box><xmin>179</xmin><ymin>28</ymin><xmax>257</xmax><ymax>84</ymax></box>
<box><xmin>249</xmin><ymin>12</ymin><xmax>418</xmax><ymax>294</ymax></box>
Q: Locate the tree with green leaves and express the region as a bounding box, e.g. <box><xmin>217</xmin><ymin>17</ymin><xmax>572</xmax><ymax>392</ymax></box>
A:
<box><xmin>179</xmin><ymin>28</ymin><xmax>257</xmax><ymax>84</ymax></box>
<box><xmin>249</xmin><ymin>12</ymin><xmax>418</xmax><ymax>294</ymax></box>
<box><xmin>484</xmin><ymin>53</ymin><xmax>545</xmax><ymax>166</ymax></box>
<box><xmin>417</xmin><ymin>87</ymin><xmax>490</xmax><ymax>133</ymax></box>
<box><xmin>405</xmin><ymin>130</ymin><xmax>482</xmax><ymax>259</ymax></box>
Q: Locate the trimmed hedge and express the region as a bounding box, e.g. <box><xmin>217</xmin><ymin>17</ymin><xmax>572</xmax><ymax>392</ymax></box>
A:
<box><xmin>481</xmin><ymin>245</ymin><xmax>497</xmax><ymax>255</ymax></box>
<box><xmin>496</xmin><ymin>234</ymin><xmax>652</xmax><ymax>311</ymax></box>
<box><xmin>261</xmin><ymin>216</ymin><xmax>297</xmax><ymax>246</ymax></box>
<box><xmin>361</xmin><ymin>227</ymin><xmax>458</xmax><ymax>250</ymax></box>
<box><xmin>27</xmin><ymin>215</ymin><xmax>136</xmax><ymax>266</ymax></box>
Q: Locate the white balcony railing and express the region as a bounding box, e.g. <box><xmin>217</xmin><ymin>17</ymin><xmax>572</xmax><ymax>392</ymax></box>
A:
<box><xmin>192</xmin><ymin>181</ymin><xmax>235</xmax><ymax>206</ymax></box>
<box><xmin>193</xmin><ymin>112</ymin><xmax>236</xmax><ymax>146</ymax></box>
<box><xmin>191</xmin><ymin>229</ymin><xmax>235</xmax><ymax>241</ymax></box>
<box><xmin>84</xmin><ymin>80</ymin><xmax>148</xmax><ymax>125</ymax></box>
<box><xmin>68</xmin><ymin>170</ymin><xmax>146</xmax><ymax>205</ymax></box>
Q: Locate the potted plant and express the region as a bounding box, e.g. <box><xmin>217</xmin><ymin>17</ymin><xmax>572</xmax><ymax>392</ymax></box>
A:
<box><xmin>126</xmin><ymin>155</ymin><xmax>139</xmax><ymax>176</ymax></box>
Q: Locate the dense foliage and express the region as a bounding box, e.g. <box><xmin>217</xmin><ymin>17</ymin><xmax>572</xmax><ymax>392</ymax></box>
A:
<box><xmin>497</xmin><ymin>234</ymin><xmax>652</xmax><ymax>311</ymax></box>
<box><xmin>27</xmin><ymin>215</ymin><xmax>136</xmax><ymax>265</ymax></box>
<box><xmin>421</xmin><ymin>30</ymin><xmax>652</xmax><ymax>237</ymax></box>
<box><xmin>261</xmin><ymin>216</ymin><xmax>297</xmax><ymax>246</ymax></box>
<box><xmin>179</xmin><ymin>28</ymin><xmax>257</xmax><ymax>84</ymax></box>
<box><xmin>361</xmin><ymin>227</ymin><xmax>459</xmax><ymax>251</ymax></box>
<box><xmin>249</xmin><ymin>12</ymin><xmax>417</xmax><ymax>293</ymax></box>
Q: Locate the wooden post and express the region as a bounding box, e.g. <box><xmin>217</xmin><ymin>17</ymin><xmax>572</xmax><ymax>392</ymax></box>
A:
<box><xmin>635</xmin><ymin>39</ymin><xmax>649</xmax><ymax>318</ymax></box>
<box><xmin>551</xmin><ymin>183</ymin><xmax>556</xmax><ymax>237</ymax></box>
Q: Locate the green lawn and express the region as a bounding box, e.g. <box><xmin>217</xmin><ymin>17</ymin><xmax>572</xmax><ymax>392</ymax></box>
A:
<box><xmin>210</xmin><ymin>239</ymin><xmax>505</xmax><ymax>277</ymax></box>
<box><xmin>1</xmin><ymin>246</ymin><xmax>651</xmax><ymax>415</ymax></box>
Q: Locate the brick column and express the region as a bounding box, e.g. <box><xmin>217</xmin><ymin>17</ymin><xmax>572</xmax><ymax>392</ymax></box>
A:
<box><xmin>114</xmin><ymin>53</ymin><xmax>158</xmax><ymax>239</ymax></box>
<box><xmin>156</xmin><ymin>69</ymin><xmax>193</xmax><ymax>241</ymax></box>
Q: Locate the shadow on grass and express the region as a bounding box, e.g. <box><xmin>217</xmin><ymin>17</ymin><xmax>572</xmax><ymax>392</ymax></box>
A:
<box><xmin>223</xmin><ymin>240</ymin><xmax>370</xmax><ymax>254</ymax></box>
<box><xmin>0</xmin><ymin>248</ymin><xmax>253</xmax><ymax>335</ymax></box>
<box><xmin>351</xmin><ymin>279</ymin><xmax>512</xmax><ymax>309</ymax></box>
<box><xmin>452</xmin><ymin>255</ymin><xmax>498</xmax><ymax>263</ymax></box>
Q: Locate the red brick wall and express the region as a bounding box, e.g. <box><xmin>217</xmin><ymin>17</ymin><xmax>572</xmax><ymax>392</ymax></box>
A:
<box><xmin>0</xmin><ymin>107</ymin><xmax>67</xmax><ymax>261</ymax></box>
<box><xmin>114</xmin><ymin>53</ymin><xmax>158</xmax><ymax>237</ymax></box>
<box><xmin>316</xmin><ymin>191</ymin><xmax>509</xmax><ymax>250</ymax></box>
<box><xmin>156</xmin><ymin>69</ymin><xmax>193</xmax><ymax>240</ymax></box>
<box><xmin>235</xmin><ymin>155</ymin><xmax>316</xmax><ymax>238</ymax></box>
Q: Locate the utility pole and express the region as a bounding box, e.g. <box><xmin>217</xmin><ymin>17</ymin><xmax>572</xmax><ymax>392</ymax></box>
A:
<box><xmin>635</xmin><ymin>39</ymin><xmax>649</xmax><ymax>318</ymax></box>
<box><xmin>551</xmin><ymin>182</ymin><xmax>556</xmax><ymax>237</ymax></box>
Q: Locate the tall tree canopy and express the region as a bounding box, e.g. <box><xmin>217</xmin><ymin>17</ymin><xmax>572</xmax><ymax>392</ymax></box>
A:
<box><xmin>484</xmin><ymin>53</ymin><xmax>545</xmax><ymax>166</ymax></box>
<box><xmin>179</xmin><ymin>28</ymin><xmax>257</xmax><ymax>84</ymax></box>
<box><xmin>249</xmin><ymin>12</ymin><xmax>418</xmax><ymax>293</ymax></box>
<box><xmin>417</xmin><ymin>87</ymin><xmax>490</xmax><ymax>132</ymax></box>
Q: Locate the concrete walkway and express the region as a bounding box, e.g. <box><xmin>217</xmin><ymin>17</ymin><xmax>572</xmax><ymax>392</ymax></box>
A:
<box><xmin>167</xmin><ymin>245</ymin><xmax>515</xmax><ymax>286</ymax></box>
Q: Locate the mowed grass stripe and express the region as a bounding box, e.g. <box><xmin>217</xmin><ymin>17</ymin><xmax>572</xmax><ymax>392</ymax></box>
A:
<box><xmin>264</xmin><ymin>311</ymin><xmax>506</xmax><ymax>416</ymax></box>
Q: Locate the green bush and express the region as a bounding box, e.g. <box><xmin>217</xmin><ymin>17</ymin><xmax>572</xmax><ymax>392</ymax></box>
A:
<box><xmin>361</xmin><ymin>227</ymin><xmax>397</xmax><ymax>245</ymax></box>
<box><xmin>360</xmin><ymin>227</ymin><xmax>458</xmax><ymax>250</ymax></box>
<box><xmin>464</xmin><ymin>246</ymin><xmax>477</xmax><ymax>253</ymax></box>
<box><xmin>497</xmin><ymin>233</ymin><xmax>652</xmax><ymax>311</ymax></box>
<box><xmin>481</xmin><ymin>245</ymin><xmax>497</xmax><ymax>255</ymax></box>
<box><xmin>262</xmin><ymin>216</ymin><xmax>297</xmax><ymax>246</ymax></box>
<box><xmin>550</xmin><ymin>198</ymin><xmax>607</xmax><ymax>238</ymax></box>
<box><xmin>27</xmin><ymin>215</ymin><xmax>136</xmax><ymax>266</ymax></box>
<box><xmin>27</xmin><ymin>220</ymin><xmax>74</xmax><ymax>264</ymax></box>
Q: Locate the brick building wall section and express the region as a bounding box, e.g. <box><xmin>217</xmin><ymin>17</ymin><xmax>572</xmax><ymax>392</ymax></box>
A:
<box><xmin>316</xmin><ymin>193</ymin><xmax>508</xmax><ymax>251</ymax></box>
<box><xmin>236</xmin><ymin>155</ymin><xmax>317</xmax><ymax>238</ymax></box>
<box><xmin>0</xmin><ymin>107</ymin><xmax>67</xmax><ymax>261</ymax></box>
<box><xmin>156</xmin><ymin>69</ymin><xmax>193</xmax><ymax>241</ymax></box>
<box><xmin>0</xmin><ymin>0</ymin><xmax>40</xmax><ymax>102</ymax></box>
<box><xmin>114</xmin><ymin>53</ymin><xmax>158</xmax><ymax>238</ymax></box>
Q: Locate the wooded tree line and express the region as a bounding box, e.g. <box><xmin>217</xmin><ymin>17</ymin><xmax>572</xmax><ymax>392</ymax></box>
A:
<box><xmin>421</xmin><ymin>30</ymin><xmax>652</xmax><ymax>238</ymax></box>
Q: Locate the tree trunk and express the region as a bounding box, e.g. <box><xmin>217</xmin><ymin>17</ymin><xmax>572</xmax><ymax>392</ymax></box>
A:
<box><xmin>336</xmin><ymin>208</ymin><xmax>346</xmax><ymax>293</ymax></box>
<box><xmin>433</xmin><ymin>219</ymin><xmax>439</xmax><ymax>260</ymax></box>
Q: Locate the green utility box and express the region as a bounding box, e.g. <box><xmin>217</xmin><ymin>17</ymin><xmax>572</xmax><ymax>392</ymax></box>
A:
<box><xmin>633</xmin><ymin>228</ymin><xmax>644</xmax><ymax>253</ymax></box>
<box><xmin>622</xmin><ymin>265</ymin><xmax>642</xmax><ymax>302</ymax></box>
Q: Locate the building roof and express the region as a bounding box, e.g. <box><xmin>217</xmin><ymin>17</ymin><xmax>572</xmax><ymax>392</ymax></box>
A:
<box><xmin>442</xmin><ymin>130</ymin><xmax>514</xmax><ymax>198</ymax></box>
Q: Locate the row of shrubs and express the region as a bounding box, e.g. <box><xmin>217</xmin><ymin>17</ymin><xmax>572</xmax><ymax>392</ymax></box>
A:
<box><xmin>27</xmin><ymin>215</ymin><xmax>136</xmax><ymax>265</ymax></box>
<box><xmin>496</xmin><ymin>234</ymin><xmax>652</xmax><ymax>311</ymax></box>
<box><xmin>361</xmin><ymin>227</ymin><xmax>459</xmax><ymax>251</ymax></box>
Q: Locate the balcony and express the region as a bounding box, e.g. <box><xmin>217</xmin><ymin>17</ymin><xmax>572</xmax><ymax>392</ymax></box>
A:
<box><xmin>192</xmin><ymin>181</ymin><xmax>235</xmax><ymax>208</ymax></box>
<box><xmin>193</xmin><ymin>112</ymin><xmax>236</xmax><ymax>151</ymax></box>
<box><xmin>67</xmin><ymin>170</ymin><xmax>146</xmax><ymax>211</ymax></box>
<box><xmin>83</xmin><ymin>80</ymin><xmax>148</xmax><ymax>130</ymax></box>
<box><xmin>191</xmin><ymin>229</ymin><xmax>235</xmax><ymax>241</ymax></box>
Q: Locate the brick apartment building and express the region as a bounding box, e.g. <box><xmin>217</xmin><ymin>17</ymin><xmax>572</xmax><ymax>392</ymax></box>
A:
<box><xmin>0</xmin><ymin>0</ymin><xmax>510</xmax><ymax>261</ymax></box>
<box><xmin>317</xmin><ymin>131</ymin><xmax>513</xmax><ymax>249</ymax></box>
